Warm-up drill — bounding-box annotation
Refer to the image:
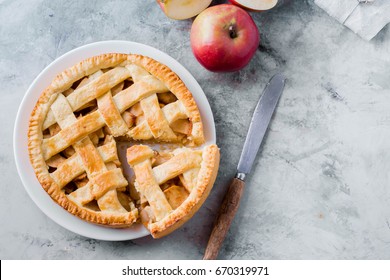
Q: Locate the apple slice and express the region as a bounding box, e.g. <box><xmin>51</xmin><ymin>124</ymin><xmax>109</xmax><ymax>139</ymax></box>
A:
<box><xmin>230</xmin><ymin>0</ymin><xmax>278</xmax><ymax>11</ymax></box>
<box><xmin>157</xmin><ymin>0</ymin><xmax>213</xmax><ymax>20</ymax></box>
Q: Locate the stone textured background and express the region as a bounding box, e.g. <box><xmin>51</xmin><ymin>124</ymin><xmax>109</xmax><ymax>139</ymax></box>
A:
<box><xmin>1</xmin><ymin>0</ymin><xmax>390</xmax><ymax>259</ymax></box>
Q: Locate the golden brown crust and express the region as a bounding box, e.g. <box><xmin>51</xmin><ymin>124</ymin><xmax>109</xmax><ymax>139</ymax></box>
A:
<box><xmin>28</xmin><ymin>53</ymin><xmax>213</xmax><ymax>231</ymax></box>
<box><xmin>52</xmin><ymin>53</ymin><xmax>128</xmax><ymax>93</ymax></box>
<box><xmin>126</xmin><ymin>55</ymin><xmax>205</xmax><ymax>145</ymax></box>
<box><xmin>149</xmin><ymin>144</ymin><xmax>220</xmax><ymax>238</ymax></box>
<box><xmin>29</xmin><ymin>53</ymin><xmax>138</xmax><ymax>227</ymax></box>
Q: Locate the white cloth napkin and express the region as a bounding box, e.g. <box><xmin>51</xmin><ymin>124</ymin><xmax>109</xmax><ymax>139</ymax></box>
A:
<box><xmin>315</xmin><ymin>0</ymin><xmax>390</xmax><ymax>40</ymax></box>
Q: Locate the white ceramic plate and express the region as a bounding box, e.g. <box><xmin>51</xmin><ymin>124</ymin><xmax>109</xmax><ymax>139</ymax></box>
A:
<box><xmin>14</xmin><ymin>41</ymin><xmax>216</xmax><ymax>241</ymax></box>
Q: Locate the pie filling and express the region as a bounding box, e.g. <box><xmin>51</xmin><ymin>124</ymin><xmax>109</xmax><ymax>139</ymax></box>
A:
<box><xmin>29</xmin><ymin>54</ymin><xmax>218</xmax><ymax>237</ymax></box>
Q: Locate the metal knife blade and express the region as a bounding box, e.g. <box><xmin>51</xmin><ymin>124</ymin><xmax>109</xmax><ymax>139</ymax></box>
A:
<box><xmin>237</xmin><ymin>73</ymin><xmax>285</xmax><ymax>177</ymax></box>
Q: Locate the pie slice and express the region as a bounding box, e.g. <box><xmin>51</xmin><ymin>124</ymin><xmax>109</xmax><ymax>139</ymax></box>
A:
<box><xmin>28</xmin><ymin>53</ymin><xmax>219</xmax><ymax>236</ymax></box>
<box><xmin>127</xmin><ymin>144</ymin><xmax>219</xmax><ymax>238</ymax></box>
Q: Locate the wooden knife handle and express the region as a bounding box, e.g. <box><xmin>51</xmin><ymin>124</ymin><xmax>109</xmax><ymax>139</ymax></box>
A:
<box><xmin>203</xmin><ymin>177</ymin><xmax>245</xmax><ymax>260</ymax></box>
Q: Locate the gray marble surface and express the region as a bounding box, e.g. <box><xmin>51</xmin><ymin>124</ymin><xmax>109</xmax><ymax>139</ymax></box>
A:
<box><xmin>1</xmin><ymin>0</ymin><xmax>390</xmax><ymax>260</ymax></box>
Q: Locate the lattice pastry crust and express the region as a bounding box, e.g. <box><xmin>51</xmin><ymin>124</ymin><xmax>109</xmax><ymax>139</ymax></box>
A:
<box><xmin>127</xmin><ymin>144</ymin><xmax>219</xmax><ymax>238</ymax></box>
<box><xmin>28</xmin><ymin>53</ymin><xmax>219</xmax><ymax>236</ymax></box>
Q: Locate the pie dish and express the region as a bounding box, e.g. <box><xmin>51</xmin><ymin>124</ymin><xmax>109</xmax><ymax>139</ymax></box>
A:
<box><xmin>27</xmin><ymin>53</ymin><xmax>219</xmax><ymax>237</ymax></box>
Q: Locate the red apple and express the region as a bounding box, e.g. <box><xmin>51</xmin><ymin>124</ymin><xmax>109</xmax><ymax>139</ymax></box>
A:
<box><xmin>190</xmin><ymin>4</ymin><xmax>260</xmax><ymax>72</ymax></box>
<box><xmin>157</xmin><ymin>0</ymin><xmax>212</xmax><ymax>20</ymax></box>
<box><xmin>229</xmin><ymin>0</ymin><xmax>278</xmax><ymax>12</ymax></box>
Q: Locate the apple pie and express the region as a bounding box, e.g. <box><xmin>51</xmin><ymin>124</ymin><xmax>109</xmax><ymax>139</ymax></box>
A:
<box><xmin>28</xmin><ymin>53</ymin><xmax>219</xmax><ymax>237</ymax></box>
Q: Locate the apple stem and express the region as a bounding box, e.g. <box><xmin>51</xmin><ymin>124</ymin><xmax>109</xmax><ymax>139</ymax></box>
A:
<box><xmin>228</xmin><ymin>24</ymin><xmax>237</xmax><ymax>39</ymax></box>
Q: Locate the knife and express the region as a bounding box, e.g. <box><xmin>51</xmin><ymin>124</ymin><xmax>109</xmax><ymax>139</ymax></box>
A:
<box><xmin>203</xmin><ymin>73</ymin><xmax>286</xmax><ymax>260</ymax></box>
